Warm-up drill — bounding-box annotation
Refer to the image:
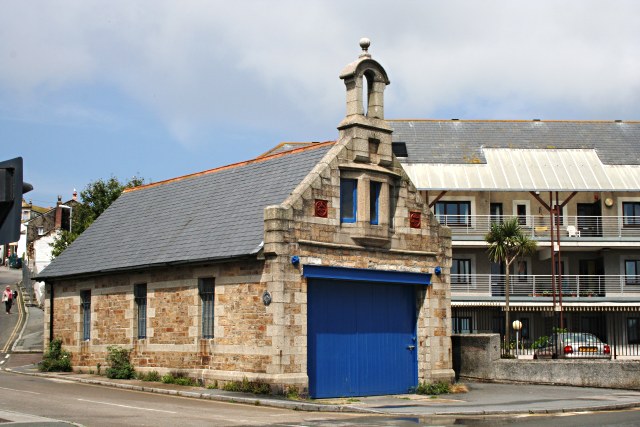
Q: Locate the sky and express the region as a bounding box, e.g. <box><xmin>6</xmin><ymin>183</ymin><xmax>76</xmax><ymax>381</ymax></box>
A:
<box><xmin>2</xmin><ymin>1</ymin><xmax>639</xmax><ymax>207</ymax></box>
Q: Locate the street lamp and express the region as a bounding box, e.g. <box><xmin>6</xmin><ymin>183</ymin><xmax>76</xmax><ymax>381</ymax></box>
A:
<box><xmin>512</xmin><ymin>320</ymin><xmax>523</xmax><ymax>357</ymax></box>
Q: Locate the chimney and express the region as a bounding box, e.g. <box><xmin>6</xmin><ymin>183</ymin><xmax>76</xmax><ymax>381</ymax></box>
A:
<box><xmin>55</xmin><ymin>195</ymin><xmax>63</xmax><ymax>229</ymax></box>
<box><xmin>72</xmin><ymin>189</ymin><xmax>77</xmax><ymax>201</ymax></box>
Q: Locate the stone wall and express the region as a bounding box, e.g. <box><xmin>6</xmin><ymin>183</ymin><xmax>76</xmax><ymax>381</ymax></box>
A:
<box><xmin>46</xmin><ymin>260</ymin><xmax>278</xmax><ymax>382</ymax></box>
<box><xmin>453</xmin><ymin>334</ymin><xmax>640</xmax><ymax>390</ymax></box>
<box><xmin>261</xmin><ymin>135</ymin><xmax>454</xmax><ymax>386</ymax></box>
<box><xmin>44</xmin><ymin>44</ymin><xmax>454</xmax><ymax>395</ymax></box>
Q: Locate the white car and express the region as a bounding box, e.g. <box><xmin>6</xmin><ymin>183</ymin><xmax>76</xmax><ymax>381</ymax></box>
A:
<box><xmin>534</xmin><ymin>332</ymin><xmax>612</xmax><ymax>360</ymax></box>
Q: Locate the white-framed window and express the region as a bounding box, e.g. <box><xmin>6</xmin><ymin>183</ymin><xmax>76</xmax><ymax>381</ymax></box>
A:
<box><xmin>451</xmin><ymin>258</ymin><xmax>471</xmax><ymax>284</ymax></box>
<box><xmin>623</xmin><ymin>259</ymin><xmax>640</xmax><ymax>285</ymax></box>
<box><xmin>434</xmin><ymin>196</ymin><xmax>477</xmax><ymax>229</ymax></box>
<box><xmin>617</xmin><ymin>197</ymin><xmax>640</xmax><ymax>229</ymax></box>
<box><xmin>622</xmin><ymin>201</ymin><xmax>640</xmax><ymax>228</ymax></box>
<box><xmin>37</xmin><ymin>226</ymin><xmax>44</xmax><ymax>236</ymax></box>
<box><xmin>512</xmin><ymin>200</ymin><xmax>531</xmax><ymax>226</ymax></box>
<box><xmin>451</xmin><ymin>253</ymin><xmax>476</xmax><ymax>287</ymax></box>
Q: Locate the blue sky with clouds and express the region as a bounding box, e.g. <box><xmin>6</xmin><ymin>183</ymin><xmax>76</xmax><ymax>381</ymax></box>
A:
<box><xmin>2</xmin><ymin>0</ymin><xmax>639</xmax><ymax>207</ymax></box>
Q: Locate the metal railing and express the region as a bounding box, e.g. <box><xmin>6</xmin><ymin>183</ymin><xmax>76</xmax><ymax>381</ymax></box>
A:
<box><xmin>436</xmin><ymin>214</ymin><xmax>640</xmax><ymax>239</ymax></box>
<box><xmin>452</xmin><ymin>307</ymin><xmax>640</xmax><ymax>359</ymax></box>
<box><xmin>451</xmin><ymin>274</ymin><xmax>640</xmax><ymax>298</ymax></box>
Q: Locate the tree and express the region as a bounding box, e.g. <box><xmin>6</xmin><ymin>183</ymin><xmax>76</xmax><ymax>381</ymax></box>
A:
<box><xmin>485</xmin><ymin>217</ymin><xmax>537</xmax><ymax>346</ymax></box>
<box><xmin>51</xmin><ymin>176</ymin><xmax>144</xmax><ymax>257</ymax></box>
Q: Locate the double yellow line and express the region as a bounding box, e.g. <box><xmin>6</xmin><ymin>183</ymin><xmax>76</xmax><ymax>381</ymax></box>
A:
<box><xmin>2</xmin><ymin>289</ymin><xmax>25</xmax><ymax>353</ymax></box>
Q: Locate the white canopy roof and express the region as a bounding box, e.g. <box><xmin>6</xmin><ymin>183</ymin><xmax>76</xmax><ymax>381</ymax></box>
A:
<box><xmin>401</xmin><ymin>148</ymin><xmax>640</xmax><ymax>191</ymax></box>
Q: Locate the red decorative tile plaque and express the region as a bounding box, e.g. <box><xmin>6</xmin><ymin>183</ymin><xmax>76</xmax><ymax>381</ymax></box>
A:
<box><xmin>409</xmin><ymin>211</ymin><xmax>421</xmax><ymax>228</ymax></box>
<box><xmin>315</xmin><ymin>199</ymin><xmax>328</xmax><ymax>218</ymax></box>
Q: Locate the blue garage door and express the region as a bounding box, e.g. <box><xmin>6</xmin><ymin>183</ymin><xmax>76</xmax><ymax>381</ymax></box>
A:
<box><xmin>307</xmin><ymin>278</ymin><xmax>418</xmax><ymax>398</ymax></box>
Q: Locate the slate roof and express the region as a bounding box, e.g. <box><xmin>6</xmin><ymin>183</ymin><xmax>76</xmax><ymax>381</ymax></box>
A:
<box><xmin>258</xmin><ymin>142</ymin><xmax>317</xmax><ymax>157</ymax></box>
<box><xmin>390</xmin><ymin>120</ymin><xmax>640</xmax><ymax>165</ymax></box>
<box><xmin>38</xmin><ymin>142</ymin><xmax>334</xmax><ymax>280</ymax></box>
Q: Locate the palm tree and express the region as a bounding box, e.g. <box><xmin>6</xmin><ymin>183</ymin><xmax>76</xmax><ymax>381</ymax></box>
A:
<box><xmin>485</xmin><ymin>217</ymin><xmax>537</xmax><ymax>347</ymax></box>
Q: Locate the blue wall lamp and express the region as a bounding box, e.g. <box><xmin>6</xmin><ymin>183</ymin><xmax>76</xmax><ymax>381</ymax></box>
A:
<box><xmin>434</xmin><ymin>266</ymin><xmax>442</xmax><ymax>276</ymax></box>
<box><xmin>291</xmin><ymin>255</ymin><xmax>300</xmax><ymax>265</ymax></box>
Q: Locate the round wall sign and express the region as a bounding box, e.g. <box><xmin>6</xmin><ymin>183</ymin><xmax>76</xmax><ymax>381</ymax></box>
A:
<box><xmin>604</xmin><ymin>198</ymin><xmax>614</xmax><ymax>207</ymax></box>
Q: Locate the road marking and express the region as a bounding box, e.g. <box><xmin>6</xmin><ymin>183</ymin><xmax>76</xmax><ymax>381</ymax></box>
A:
<box><xmin>0</xmin><ymin>386</ymin><xmax>40</xmax><ymax>395</ymax></box>
<box><xmin>4</xmin><ymin>354</ymin><xmax>9</xmax><ymax>359</ymax></box>
<box><xmin>44</xmin><ymin>378</ymin><xmax>76</xmax><ymax>384</ymax></box>
<box><xmin>77</xmin><ymin>398</ymin><xmax>178</xmax><ymax>414</ymax></box>
<box><xmin>2</xmin><ymin>291</ymin><xmax>25</xmax><ymax>353</ymax></box>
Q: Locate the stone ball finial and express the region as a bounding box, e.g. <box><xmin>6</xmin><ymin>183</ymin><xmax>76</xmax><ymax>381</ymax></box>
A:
<box><xmin>359</xmin><ymin>37</ymin><xmax>371</xmax><ymax>57</ymax></box>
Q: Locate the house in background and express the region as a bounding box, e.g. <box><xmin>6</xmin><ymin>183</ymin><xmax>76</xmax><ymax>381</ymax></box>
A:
<box><xmin>2</xmin><ymin>200</ymin><xmax>49</xmax><ymax>265</ymax></box>
<box><xmin>24</xmin><ymin>192</ymin><xmax>78</xmax><ymax>305</ymax></box>
<box><xmin>37</xmin><ymin>41</ymin><xmax>454</xmax><ymax>398</ymax></box>
<box><xmin>390</xmin><ymin>119</ymin><xmax>640</xmax><ymax>358</ymax></box>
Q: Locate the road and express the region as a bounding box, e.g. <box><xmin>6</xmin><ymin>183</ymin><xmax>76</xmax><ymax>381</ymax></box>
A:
<box><xmin>0</xmin><ymin>267</ymin><xmax>22</xmax><ymax>358</ymax></box>
<box><xmin>1</xmin><ymin>371</ymin><xmax>640</xmax><ymax>426</ymax></box>
<box><xmin>0</xmin><ymin>266</ymin><xmax>639</xmax><ymax>426</ymax></box>
<box><xmin>0</xmin><ymin>371</ymin><xmax>381</xmax><ymax>426</ymax></box>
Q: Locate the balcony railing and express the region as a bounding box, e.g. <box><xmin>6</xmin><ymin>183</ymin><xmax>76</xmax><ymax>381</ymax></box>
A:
<box><xmin>436</xmin><ymin>214</ymin><xmax>640</xmax><ymax>239</ymax></box>
<box><xmin>451</xmin><ymin>274</ymin><xmax>640</xmax><ymax>298</ymax></box>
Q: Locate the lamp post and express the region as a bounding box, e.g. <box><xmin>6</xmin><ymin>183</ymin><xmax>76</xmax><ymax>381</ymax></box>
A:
<box><xmin>512</xmin><ymin>320</ymin><xmax>523</xmax><ymax>357</ymax></box>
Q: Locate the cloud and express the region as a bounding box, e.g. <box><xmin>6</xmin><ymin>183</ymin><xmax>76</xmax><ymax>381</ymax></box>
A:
<box><xmin>1</xmin><ymin>0</ymin><xmax>639</xmax><ymax>150</ymax></box>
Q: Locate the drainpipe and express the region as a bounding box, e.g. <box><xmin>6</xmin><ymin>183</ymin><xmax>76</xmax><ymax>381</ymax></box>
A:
<box><xmin>48</xmin><ymin>281</ymin><xmax>54</xmax><ymax>342</ymax></box>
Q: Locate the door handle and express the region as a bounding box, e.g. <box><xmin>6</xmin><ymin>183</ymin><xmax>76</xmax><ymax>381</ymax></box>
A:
<box><xmin>407</xmin><ymin>345</ymin><xmax>416</xmax><ymax>350</ymax></box>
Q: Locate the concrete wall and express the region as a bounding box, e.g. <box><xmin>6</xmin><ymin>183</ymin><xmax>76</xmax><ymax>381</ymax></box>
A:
<box><xmin>453</xmin><ymin>334</ymin><xmax>640</xmax><ymax>390</ymax></box>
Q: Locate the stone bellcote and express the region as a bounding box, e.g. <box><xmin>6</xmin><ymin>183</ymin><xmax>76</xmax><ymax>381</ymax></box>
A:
<box><xmin>338</xmin><ymin>38</ymin><xmax>393</xmax><ymax>166</ymax></box>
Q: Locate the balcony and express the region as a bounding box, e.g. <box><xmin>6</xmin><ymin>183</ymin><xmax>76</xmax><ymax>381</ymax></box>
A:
<box><xmin>437</xmin><ymin>215</ymin><xmax>640</xmax><ymax>240</ymax></box>
<box><xmin>451</xmin><ymin>274</ymin><xmax>640</xmax><ymax>299</ymax></box>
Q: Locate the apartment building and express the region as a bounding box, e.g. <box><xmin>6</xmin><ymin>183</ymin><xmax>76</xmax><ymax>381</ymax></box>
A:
<box><xmin>391</xmin><ymin>119</ymin><xmax>640</xmax><ymax>358</ymax></box>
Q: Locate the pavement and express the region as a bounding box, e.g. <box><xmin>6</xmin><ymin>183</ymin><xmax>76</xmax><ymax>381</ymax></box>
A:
<box><xmin>4</xmin><ymin>266</ymin><xmax>640</xmax><ymax>417</ymax></box>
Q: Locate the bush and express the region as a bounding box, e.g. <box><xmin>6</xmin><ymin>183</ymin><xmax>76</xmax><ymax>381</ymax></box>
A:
<box><xmin>415</xmin><ymin>381</ymin><xmax>451</xmax><ymax>395</ymax></box>
<box><xmin>145</xmin><ymin>371</ymin><xmax>161</xmax><ymax>382</ymax></box>
<box><xmin>105</xmin><ymin>346</ymin><xmax>135</xmax><ymax>379</ymax></box>
<box><xmin>222</xmin><ymin>377</ymin><xmax>271</xmax><ymax>395</ymax></box>
<box><xmin>160</xmin><ymin>371</ymin><xmax>197</xmax><ymax>386</ymax></box>
<box><xmin>136</xmin><ymin>370</ymin><xmax>161</xmax><ymax>382</ymax></box>
<box><xmin>285</xmin><ymin>386</ymin><xmax>300</xmax><ymax>399</ymax></box>
<box><xmin>39</xmin><ymin>339</ymin><xmax>72</xmax><ymax>372</ymax></box>
<box><xmin>173</xmin><ymin>377</ymin><xmax>197</xmax><ymax>386</ymax></box>
<box><xmin>531</xmin><ymin>335</ymin><xmax>549</xmax><ymax>349</ymax></box>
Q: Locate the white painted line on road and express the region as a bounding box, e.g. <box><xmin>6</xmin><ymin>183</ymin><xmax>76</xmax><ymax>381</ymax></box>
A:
<box><xmin>77</xmin><ymin>398</ymin><xmax>178</xmax><ymax>414</ymax></box>
<box><xmin>0</xmin><ymin>386</ymin><xmax>40</xmax><ymax>395</ymax></box>
<box><xmin>4</xmin><ymin>354</ymin><xmax>9</xmax><ymax>359</ymax></box>
<box><xmin>44</xmin><ymin>378</ymin><xmax>76</xmax><ymax>384</ymax></box>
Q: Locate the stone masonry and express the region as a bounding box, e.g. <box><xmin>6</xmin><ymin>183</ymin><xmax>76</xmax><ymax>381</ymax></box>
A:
<box><xmin>44</xmin><ymin>40</ymin><xmax>454</xmax><ymax>393</ymax></box>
